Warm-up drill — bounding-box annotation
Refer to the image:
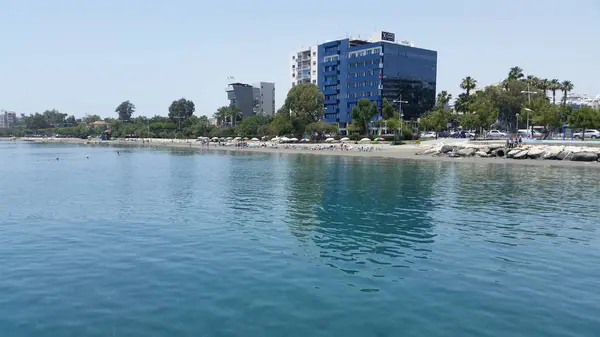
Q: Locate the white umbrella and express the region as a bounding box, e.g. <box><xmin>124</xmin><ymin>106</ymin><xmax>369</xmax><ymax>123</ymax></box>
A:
<box><xmin>211</xmin><ymin>137</ymin><xmax>219</xmax><ymax>140</ymax></box>
<box><xmin>360</xmin><ymin>138</ymin><xmax>371</xmax><ymax>142</ymax></box>
<box><xmin>325</xmin><ymin>137</ymin><xmax>335</xmax><ymax>142</ymax></box>
<box><xmin>234</xmin><ymin>136</ymin><xmax>242</xmax><ymax>140</ymax></box>
<box><xmin>226</xmin><ymin>137</ymin><xmax>233</xmax><ymax>140</ymax></box>
<box><xmin>251</xmin><ymin>137</ymin><xmax>259</xmax><ymax>141</ymax></box>
<box><xmin>280</xmin><ymin>137</ymin><xmax>290</xmax><ymax>142</ymax></box>
<box><xmin>290</xmin><ymin>137</ymin><xmax>298</xmax><ymax>142</ymax></box>
<box><xmin>340</xmin><ymin>137</ymin><xmax>350</xmax><ymax>141</ymax></box>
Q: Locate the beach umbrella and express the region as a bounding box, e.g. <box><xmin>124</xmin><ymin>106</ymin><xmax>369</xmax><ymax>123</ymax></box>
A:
<box><xmin>243</xmin><ymin>137</ymin><xmax>249</xmax><ymax>141</ymax></box>
<box><xmin>211</xmin><ymin>137</ymin><xmax>219</xmax><ymax>140</ymax></box>
<box><xmin>234</xmin><ymin>136</ymin><xmax>242</xmax><ymax>141</ymax></box>
<box><xmin>281</xmin><ymin>137</ymin><xmax>290</xmax><ymax>142</ymax></box>
<box><xmin>360</xmin><ymin>138</ymin><xmax>371</xmax><ymax>143</ymax></box>
<box><xmin>375</xmin><ymin>137</ymin><xmax>384</xmax><ymax>141</ymax></box>
<box><xmin>340</xmin><ymin>137</ymin><xmax>350</xmax><ymax>141</ymax></box>
<box><xmin>251</xmin><ymin>137</ymin><xmax>259</xmax><ymax>141</ymax></box>
<box><xmin>325</xmin><ymin>137</ymin><xmax>335</xmax><ymax>142</ymax></box>
<box><xmin>301</xmin><ymin>138</ymin><xmax>310</xmax><ymax>142</ymax></box>
<box><xmin>226</xmin><ymin>137</ymin><xmax>233</xmax><ymax>141</ymax></box>
<box><xmin>290</xmin><ymin>137</ymin><xmax>298</xmax><ymax>142</ymax></box>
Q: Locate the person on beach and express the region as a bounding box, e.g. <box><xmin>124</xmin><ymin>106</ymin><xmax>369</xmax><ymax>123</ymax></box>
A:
<box><xmin>518</xmin><ymin>135</ymin><xmax>523</xmax><ymax>147</ymax></box>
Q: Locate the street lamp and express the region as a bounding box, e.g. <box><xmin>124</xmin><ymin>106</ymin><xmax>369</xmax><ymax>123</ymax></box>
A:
<box><xmin>393</xmin><ymin>96</ymin><xmax>408</xmax><ymax>139</ymax></box>
<box><xmin>521</xmin><ymin>90</ymin><xmax>538</xmax><ymax>132</ymax></box>
<box><xmin>515</xmin><ymin>113</ymin><xmax>520</xmax><ymax>135</ymax></box>
<box><xmin>523</xmin><ymin>108</ymin><xmax>534</xmax><ymax>137</ymax></box>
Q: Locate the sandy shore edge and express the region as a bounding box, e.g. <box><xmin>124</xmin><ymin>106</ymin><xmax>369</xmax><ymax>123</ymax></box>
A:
<box><xmin>12</xmin><ymin>137</ymin><xmax>600</xmax><ymax>169</ymax></box>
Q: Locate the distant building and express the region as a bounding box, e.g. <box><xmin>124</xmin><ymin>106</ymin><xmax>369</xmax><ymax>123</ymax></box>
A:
<box><xmin>0</xmin><ymin>110</ymin><xmax>17</xmax><ymax>128</ymax></box>
<box><xmin>225</xmin><ymin>81</ymin><xmax>276</xmax><ymax>118</ymax></box>
<box><xmin>563</xmin><ymin>93</ymin><xmax>600</xmax><ymax>109</ymax></box>
<box><xmin>290</xmin><ymin>31</ymin><xmax>437</xmax><ymax>133</ymax></box>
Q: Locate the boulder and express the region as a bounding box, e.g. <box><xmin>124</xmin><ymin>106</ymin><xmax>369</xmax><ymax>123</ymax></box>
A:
<box><xmin>556</xmin><ymin>150</ymin><xmax>571</xmax><ymax>160</ymax></box>
<box><xmin>421</xmin><ymin>147</ymin><xmax>440</xmax><ymax>155</ymax></box>
<box><xmin>527</xmin><ymin>147</ymin><xmax>544</xmax><ymax>159</ymax></box>
<box><xmin>448</xmin><ymin>152</ymin><xmax>460</xmax><ymax>157</ymax></box>
<box><xmin>479</xmin><ymin>147</ymin><xmax>491</xmax><ymax>154</ymax></box>
<box><xmin>475</xmin><ymin>151</ymin><xmax>489</xmax><ymax>158</ymax></box>
<box><xmin>506</xmin><ymin>149</ymin><xmax>522</xmax><ymax>159</ymax></box>
<box><xmin>513</xmin><ymin>150</ymin><xmax>528</xmax><ymax>159</ymax></box>
<box><xmin>570</xmin><ymin>152</ymin><xmax>599</xmax><ymax>162</ymax></box>
<box><xmin>457</xmin><ymin>147</ymin><xmax>477</xmax><ymax>157</ymax></box>
<box><xmin>440</xmin><ymin>145</ymin><xmax>458</xmax><ymax>154</ymax></box>
<box><xmin>542</xmin><ymin>146</ymin><xmax>563</xmax><ymax>160</ymax></box>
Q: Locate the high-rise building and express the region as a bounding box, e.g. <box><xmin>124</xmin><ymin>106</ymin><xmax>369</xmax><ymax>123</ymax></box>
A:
<box><xmin>0</xmin><ymin>110</ymin><xmax>17</xmax><ymax>128</ymax></box>
<box><xmin>225</xmin><ymin>82</ymin><xmax>276</xmax><ymax>118</ymax></box>
<box><xmin>290</xmin><ymin>45</ymin><xmax>319</xmax><ymax>87</ymax></box>
<box><xmin>290</xmin><ymin>31</ymin><xmax>437</xmax><ymax>133</ymax></box>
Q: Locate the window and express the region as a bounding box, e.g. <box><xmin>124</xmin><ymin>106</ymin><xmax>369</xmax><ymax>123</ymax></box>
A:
<box><xmin>366</xmin><ymin>50</ymin><xmax>372</xmax><ymax>55</ymax></box>
<box><xmin>292</xmin><ymin>56</ymin><xmax>295</xmax><ymax>59</ymax></box>
<box><xmin>312</xmin><ymin>70</ymin><xmax>316</xmax><ymax>74</ymax></box>
<box><xmin>312</xmin><ymin>51</ymin><xmax>316</xmax><ymax>56</ymax></box>
<box><xmin>313</xmin><ymin>61</ymin><xmax>316</xmax><ymax>65</ymax></box>
<box><xmin>292</xmin><ymin>65</ymin><xmax>295</xmax><ymax>68</ymax></box>
<box><xmin>312</xmin><ymin>80</ymin><xmax>316</xmax><ymax>84</ymax></box>
<box><xmin>292</xmin><ymin>73</ymin><xmax>295</xmax><ymax>77</ymax></box>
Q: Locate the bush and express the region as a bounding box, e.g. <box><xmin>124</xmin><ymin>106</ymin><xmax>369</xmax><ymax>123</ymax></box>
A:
<box><xmin>391</xmin><ymin>140</ymin><xmax>405</xmax><ymax>145</ymax></box>
<box><xmin>402</xmin><ymin>128</ymin><xmax>413</xmax><ymax>140</ymax></box>
<box><xmin>349</xmin><ymin>134</ymin><xmax>361</xmax><ymax>141</ymax></box>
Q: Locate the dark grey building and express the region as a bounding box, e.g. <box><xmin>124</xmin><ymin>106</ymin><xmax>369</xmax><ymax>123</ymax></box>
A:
<box><xmin>226</xmin><ymin>83</ymin><xmax>260</xmax><ymax>118</ymax></box>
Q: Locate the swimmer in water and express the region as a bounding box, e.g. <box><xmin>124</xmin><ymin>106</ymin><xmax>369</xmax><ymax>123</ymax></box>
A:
<box><xmin>56</xmin><ymin>157</ymin><xmax>59</xmax><ymax>161</ymax></box>
<box><xmin>117</xmin><ymin>151</ymin><xmax>120</xmax><ymax>155</ymax></box>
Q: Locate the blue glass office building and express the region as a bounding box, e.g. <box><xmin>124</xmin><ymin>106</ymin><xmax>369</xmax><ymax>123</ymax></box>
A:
<box><xmin>317</xmin><ymin>32</ymin><xmax>437</xmax><ymax>132</ymax></box>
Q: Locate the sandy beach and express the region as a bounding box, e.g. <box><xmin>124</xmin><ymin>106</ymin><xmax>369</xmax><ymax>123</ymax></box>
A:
<box><xmin>12</xmin><ymin>136</ymin><xmax>600</xmax><ymax>169</ymax></box>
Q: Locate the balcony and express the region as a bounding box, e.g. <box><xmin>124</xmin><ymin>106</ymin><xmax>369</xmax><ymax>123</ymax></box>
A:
<box><xmin>323</xmin><ymin>87</ymin><xmax>338</xmax><ymax>95</ymax></box>
<box><xmin>324</xmin><ymin>98</ymin><xmax>339</xmax><ymax>105</ymax></box>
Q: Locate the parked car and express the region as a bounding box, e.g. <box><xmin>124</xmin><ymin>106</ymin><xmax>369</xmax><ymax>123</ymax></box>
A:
<box><xmin>420</xmin><ymin>131</ymin><xmax>436</xmax><ymax>139</ymax></box>
<box><xmin>518</xmin><ymin>129</ymin><xmax>543</xmax><ymax>138</ymax></box>
<box><xmin>572</xmin><ymin>129</ymin><xmax>600</xmax><ymax>139</ymax></box>
<box><xmin>487</xmin><ymin>130</ymin><xmax>508</xmax><ymax>138</ymax></box>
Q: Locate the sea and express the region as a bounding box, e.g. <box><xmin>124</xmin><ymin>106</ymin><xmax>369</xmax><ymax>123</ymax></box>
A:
<box><xmin>1</xmin><ymin>141</ymin><xmax>599</xmax><ymax>337</ymax></box>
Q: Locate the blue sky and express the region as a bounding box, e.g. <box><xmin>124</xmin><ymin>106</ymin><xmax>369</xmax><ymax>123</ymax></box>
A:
<box><xmin>1</xmin><ymin>0</ymin><xmax>599</xmax><ymax>118</ymax></box>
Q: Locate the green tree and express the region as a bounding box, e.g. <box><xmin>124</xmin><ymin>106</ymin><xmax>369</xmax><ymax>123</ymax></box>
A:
<box><xmin>385</xmin><ymin>111</ymin><xmax>403</xmax><ymax>141</ymax></box>
<box><xmin>568</xmin><ymin>107</ymin><xmax>600</xmax><ymax>140</ymax></box>
<box><xmin>226</xmin><ymin>105</ymin><xmax>242</xmax><ymax>127</ymax></box>
<box><xmin>83</xmin><ymin>114</ymin><xmax>102</xmax><ymax>124</ymax></box>
<box><xmin>508</xmin><ymin>66</ymin><xmax>524</xmax><ymax>81</ymax></box>
<box><xmin>305</xmin><ymin>121</ymin><xmax>338</xmax><ymax>140</ymax></box>
<box><xmin>436</xmin><ymin>91</ymin><xmax>452</xmax><ymax>107</ymax></box>
<box><xmin>382</xmin><ymin>98</ymin><xmax>396</xmax><ymax>119</ymax></box>
<box><xmin>116</xmin><ymin>100</ymin><xmax>135</xmax><ymax>122</ymax></box>
<box><xmin>213</xmin><ymin>106</ymin><xmax>228</xmax><ymax>126</ymax></box>
<box><xmin>238</xmin><ymin>115</ymin><xmax>270</xmax><ymax>137</ymax></box>
<box><xmin>560</xmin><ymin>80</ymin><xmax>574</xmax><ymax>105</ymax></box>
<box><xmin>351</xmin><ymin>98</ymin><xmax>378</xmax><ymax>136</ymax></box>
<box><xmin>268</xmin><ymin>109</ymin><xmax>294</xmax><ymax>136</ymax></box>
<box><xmin>279</xmin><ymin>83</ymin><xmax>325</xmax><ymax>135</ymax></box>
<box><xmin>168</xmin><ymin>98</ymin><xmax>195</xmax><ymax>127</ymax></box>
<box><xmin>460</xmin><ymin>76</ymin><xmax>477</xmax><ymax>95</ymax></box>
<box><xmin>548</xmin><ymin>79</ymin><xmax>560</xmax><ymax>105</ymax></box>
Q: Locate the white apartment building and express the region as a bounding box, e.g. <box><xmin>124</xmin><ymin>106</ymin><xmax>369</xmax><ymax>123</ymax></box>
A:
<box><xmin>290</xmin><ymin>45</ymin><xmax>318</xmax><ymax>88</ymax></box>
<box><xmin>255</xmin><ymin>82</ymin><xmax>275</xmax><ymax>116</ymax></box>
<box><xmin>0</xmin><ymin>110</ymin><xmax>17</xmax><ymax>128</ymax></box>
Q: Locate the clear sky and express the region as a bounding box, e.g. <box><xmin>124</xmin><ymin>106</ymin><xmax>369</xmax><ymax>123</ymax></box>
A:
<box><xmin>1</xmin><ymin>0</ymin><xmax>599</xmax><ymax>118</ymax></box>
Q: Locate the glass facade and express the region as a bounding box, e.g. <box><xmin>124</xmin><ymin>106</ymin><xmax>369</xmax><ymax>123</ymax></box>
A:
<box><xmin>317</xmin><ymin>38</ymin><xmax>437</xmax><ymax>127</ymax></box>
<box><xmin>381</xmin><ymin>43</ymin><xmax>437</xmax><ymax>120</ymax></box>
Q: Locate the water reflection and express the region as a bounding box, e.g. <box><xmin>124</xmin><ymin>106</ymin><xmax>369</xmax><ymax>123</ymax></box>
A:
<box><xmin>284</xmin><ymin>155</ymin><xmax>441</xmax><ymax>280</ymax></box>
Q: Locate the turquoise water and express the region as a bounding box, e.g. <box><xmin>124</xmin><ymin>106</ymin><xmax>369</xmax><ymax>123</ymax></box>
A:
<box><xmin>1</xmin><ymin>141</ymin><xmax>599</xmax><ymax>337</ymax></box>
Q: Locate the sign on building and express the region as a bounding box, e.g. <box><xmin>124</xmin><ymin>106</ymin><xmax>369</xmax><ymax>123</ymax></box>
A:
<box><xmin>381</xmin><ymin>31</ymin><xmax>395</xmax><ymax>42</ymax></box>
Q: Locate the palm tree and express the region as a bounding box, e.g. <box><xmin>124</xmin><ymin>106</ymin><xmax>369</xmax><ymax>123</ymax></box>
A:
<box><xmin>549</xmin><ymin>79</ymin><xmax>560</xmax><ymax>105</ymax></box>
<box><xmin>539</xmin><ymin>78</ymin><xmax>550</xmax><ymax>96</ymax></box>
<box><xmin>561</xmin><ymin>80</ymin><xmax>574</xmax><ymax>105</ymax></box>
<box><xmin>213</xmin><ymin>106</ymin><xmax>228</xmax><ymax>126</ymax></box>
<box><xmin>436</xmin><ymin>91</ymin><xmax>452</xmax><ymax>107</ymax></box>
<box><xmin>508</xmin><ymin>66</ymin><xmax>524</xmax><ymax>81</ymax></box>
<box><xmin>227</xmin><ymin>105</ymin><xmax>242</xmax><ymax>127</ymax></box>
<box><xmin>460</xmin><ymin>76</ymin><xmax>477</xmax><ymax>95</ymax></box>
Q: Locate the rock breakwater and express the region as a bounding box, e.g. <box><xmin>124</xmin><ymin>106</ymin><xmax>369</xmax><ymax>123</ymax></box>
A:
<box><xmin>417</xmin><ymin>143</ymin><xmax>600</xmax><ymax>162</ymax></box>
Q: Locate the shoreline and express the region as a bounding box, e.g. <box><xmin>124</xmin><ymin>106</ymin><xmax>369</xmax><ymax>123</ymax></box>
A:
<box><xmin>11</xmin><ymin>137</ymin><xmax>600</xmax><ymax>169</ymax></box>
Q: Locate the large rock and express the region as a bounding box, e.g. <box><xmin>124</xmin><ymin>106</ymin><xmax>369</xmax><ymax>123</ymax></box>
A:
<box><xmin>457</xmin><ymin>147</ymin><xmax>477</xmax><ymax>157</ymax></box>
<box><xmin>421</xmin><ymin>147</ymin><xmax>440</xmax><ymax>155</ymax></box>
<box><xmin>479</xmin><ymin>147</ymin><xmax>491</xmax><ymax>154</ymax></box>
<box><xmin>542</xmin><ymin>146</ymin><xmax>563</xmax><ymax>160</ymax></box>
<box><xmin>475</xmin><ymin>151</ymin><xmax>489</xmax><ymax>158</ymax></box>
<box><xmin>527</xmin><ymin>147</ymin><xmax>544</xmax><ymax>159</ymax></box>
<box><xmin>556</xmin><ymin>150</ymin><xmax>571</xmax><ymax>160</ymax></box>
<box><xmin>570</xmin><ymin>152</ymin><xmax>599</xmax><ymax>162</ymax></box>
<box><xmin>513</xmin><ymin>150</ymin><xmax>529</xmax><ymax>159</ymax></box>
<box><xmin>506</xmin><ymin>149</ymin><xmax>522</xmax><ymax>159</ymax></box>
<box><xmin>440</xmin><ymin>145</ymin><xmax>458</xmax><ymax>154</ymax></box>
